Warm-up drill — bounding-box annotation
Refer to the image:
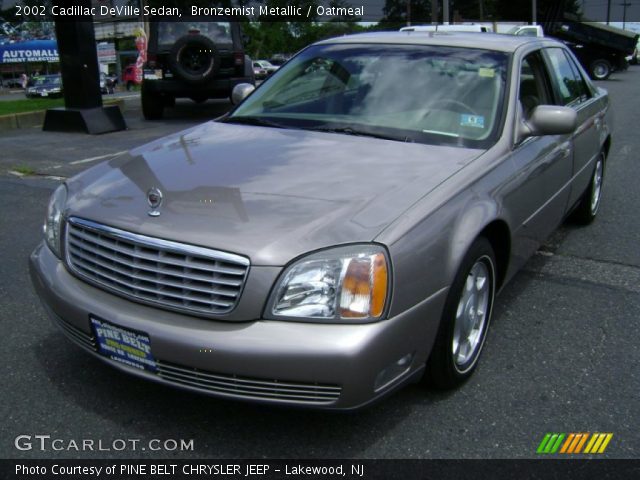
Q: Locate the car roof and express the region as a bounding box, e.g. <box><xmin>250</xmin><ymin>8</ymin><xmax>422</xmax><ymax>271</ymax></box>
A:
<box><xmin>315</xmin><ymin>31</ymin><xmax>556</xmax><ymax>53</ymax></box>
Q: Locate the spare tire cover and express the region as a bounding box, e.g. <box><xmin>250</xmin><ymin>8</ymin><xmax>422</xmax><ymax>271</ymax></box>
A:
<box><xmin>168</xmin><ymin>34</ymin><xmax>220</xmax><ymax>84</ymax></box>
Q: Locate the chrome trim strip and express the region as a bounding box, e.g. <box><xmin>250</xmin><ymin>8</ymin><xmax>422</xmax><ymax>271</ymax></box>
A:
<box><xmin>67</xmin><ymin>217</ymin><xmax>250</xmax><ymax>266</ymax></box>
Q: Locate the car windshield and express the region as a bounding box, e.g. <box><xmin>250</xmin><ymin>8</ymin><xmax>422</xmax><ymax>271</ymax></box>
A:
<box><xmin>157</xmin><ymin>22</ymin><xmax>232</xmax><ymax>45</ymax></box>
<box><xmin>229</xmin><ymin>43</ymin><xmax>508</xmax><ymax>148</ymax></box>
<box><xmin>34</xmin><ymin>76</ymin><xmax>60</xmax><ymax>85</ymax></box>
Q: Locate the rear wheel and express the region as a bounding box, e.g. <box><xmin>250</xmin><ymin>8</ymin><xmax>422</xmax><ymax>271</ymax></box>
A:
<box><xmin>141</xmin><ymin>83</ymin><xmax>164</xmax><ymax>120</ymax></box>
<box><xmin>571</xmin><ymin>153</ymin><xmax>605</xmax><ymax>225</ymax></box>
<box><xmin>426</xmin><ymin>237</ymin><xmax>496</xmax><ymax>389</ymax></box>
<box><xmin>590</xmin><ymin>59</ymin><xmax>612</xmax><ymax>80</ymax></box>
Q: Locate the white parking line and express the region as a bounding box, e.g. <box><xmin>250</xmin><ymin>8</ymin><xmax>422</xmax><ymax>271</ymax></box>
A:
<box><xmin>69</xmin><ymin>150</ymin><xmax>128</xmax><ymax>165</ymax></box>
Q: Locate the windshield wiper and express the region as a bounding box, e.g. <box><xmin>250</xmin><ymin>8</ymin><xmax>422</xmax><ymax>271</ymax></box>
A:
<box><xmin>220</xmin><ymin>116</ymin><xmax>288</xmax><ymax>129</ymax></box>
<box><xmin>306</xmin><ymin>126</ymin><xmax>413</xmax><ymax>143</ymax></box>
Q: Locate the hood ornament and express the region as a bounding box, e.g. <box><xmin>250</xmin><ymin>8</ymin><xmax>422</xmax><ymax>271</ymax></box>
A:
<box><xmin>147</xmin><ymin>187</ymin><xmax>163</xmax><ymax>217</ymax></box>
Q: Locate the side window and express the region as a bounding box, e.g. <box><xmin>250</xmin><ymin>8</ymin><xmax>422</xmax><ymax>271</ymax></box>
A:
<box><xmin>544</xmin><ymin>48</ymin><xmax>588</xmax><ymax>106</ymax></box>
<box><xmin>564</xmin><ymin>51</ymin><xmax>592</xmax><ymax>102</ymax></box>
<box><xmin>519</xmin><ymin>52</ymin><xmax>551</xmax><ymax>117</ymax></box>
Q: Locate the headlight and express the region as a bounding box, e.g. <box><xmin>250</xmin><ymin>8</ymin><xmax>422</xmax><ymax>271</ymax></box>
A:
<box><xmin>44</xmin><ymin>184</ymin><xmax>67</xmax><ymax>258</ymax></box>
<box><xmin>268</xmin><ymin>245</ymin><xmax>390</xmax><ymax>322</ymax></box>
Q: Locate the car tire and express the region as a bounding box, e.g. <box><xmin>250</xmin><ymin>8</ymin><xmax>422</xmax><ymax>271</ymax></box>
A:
<box><xmin>590</xmin><ymin>59</ymin><xmax>612</xmax><ymax>80</ymax></box>
<box><xmin>426</xmin><ymin>237</ymin><xmax>496</xmax><ymax>389</ymax></box>
<box><xmin>570</xmin><ymin>152</ymin><xmax>605</xmax><ymax>225</ymax></box>
<box><xmin>141</xmin><ymin>83</ymin><xmax>164</xmax><ymax>120</ymax></box>
<box><xmin>168</xmin><ymin>34</ymin><xmax>220</xmax><ymax>85</ymax></box>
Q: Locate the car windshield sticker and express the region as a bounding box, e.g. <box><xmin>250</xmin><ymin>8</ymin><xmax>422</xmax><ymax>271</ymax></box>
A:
<box><xmin>478</xmin><ymin>67</ymin><xmax>495</xmax><ymax>77</ymax></box>
<box><xmin>460</xmin><ymin>114</ymin><xmax>485</xmax><ymax>129</ymax></box>
<box><xmin>91</xmin><ymin>317</ymin><xmax>157</xmax><ymax>372</ymax></box>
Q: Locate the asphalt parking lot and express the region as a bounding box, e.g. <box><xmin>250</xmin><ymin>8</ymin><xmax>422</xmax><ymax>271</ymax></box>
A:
<box><xmin>1</xmin><ymin>70</ymin><xmax>639</xmax><ymax>460</ymax></box>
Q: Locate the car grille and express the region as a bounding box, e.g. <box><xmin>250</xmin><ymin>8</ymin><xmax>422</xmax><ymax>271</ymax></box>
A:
<box><xmin>65</xmin><ymin>217</ymin><xmax>249</xmax><ymax>317</ymax></box>
<box><xmin>157</xmin><ymin>361</ymin><xmax>342</xmax><ymax>405</ymax></box>
<box><xmin>47</xmin><ymin>313</ymin><xmax>341</xmax><ymax>405</ymax></box>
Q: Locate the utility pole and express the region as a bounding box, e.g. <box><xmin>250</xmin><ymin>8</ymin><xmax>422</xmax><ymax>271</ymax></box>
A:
<box><xmin>443</xmin><ymin>0</ymin><xmax>449</xmax><ymax>24</ymax></box>
<box><xmin>407</xmin><ymin>0</ymin><xmax>411</xmax><ymax>26</ymax></box>
<box><xmin>532</xmin><ymin>0</ymin><xmax>537</xmax><ymax>24</ymax></box>
<box><xmin>607</xmin><ymin>0</ymin><xmax>612</xmax><ymax>24</ymax></box>
<box><xmin>620</xmin><ymin>1</ymin><xmax>631</xmax><ymax>29</ymax></box>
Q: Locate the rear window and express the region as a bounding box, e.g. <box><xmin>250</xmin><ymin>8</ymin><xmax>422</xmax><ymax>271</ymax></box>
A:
<box><xmin>157</xmin><ymin>22</ymin><xmax>232</xmax><ymax>45</ymax></box>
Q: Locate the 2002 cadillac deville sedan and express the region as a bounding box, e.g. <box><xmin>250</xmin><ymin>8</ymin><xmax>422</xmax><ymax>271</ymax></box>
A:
<box><xmin>30</xmin><ymin>32</ymin><xmax>611</xmax><ymax>409</ymax></box>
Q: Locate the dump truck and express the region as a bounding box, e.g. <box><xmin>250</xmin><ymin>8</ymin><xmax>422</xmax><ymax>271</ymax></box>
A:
<box><xmin>543</xmin><ymin>13</ymin><xmax>638</xmax><ymax>80</ymax></box>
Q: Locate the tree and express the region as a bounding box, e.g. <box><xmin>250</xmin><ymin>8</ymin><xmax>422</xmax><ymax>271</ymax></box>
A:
<box><xmin>381</xmin><ymin>0</ymin><xmax>433</xmax><ymax>27</ymax></box>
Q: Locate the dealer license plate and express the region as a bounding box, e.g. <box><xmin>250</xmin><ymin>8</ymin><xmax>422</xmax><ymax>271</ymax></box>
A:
<box><xmin>91</xmin><ymin>317</ymin><xmax>157</xmax><ymax>372</ymax></box>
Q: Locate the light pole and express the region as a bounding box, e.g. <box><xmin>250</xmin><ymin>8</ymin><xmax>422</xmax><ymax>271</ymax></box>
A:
<box><xmin>619</xmin><ymin>1</ymin><xmax>632</xmax><ymax>29</ymax></box>
<box><xmin>532</xmin><ymin>0</ymin><xmax>537</xmax><ymax>24</ymax></box>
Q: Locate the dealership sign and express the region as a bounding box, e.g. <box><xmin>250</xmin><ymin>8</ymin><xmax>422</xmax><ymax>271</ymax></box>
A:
<box><xmin>97</xmin><ymin>42</ymin><xmax>116</xmax><ymax>63</ymax></box>
<box><xmin>0</xmin><ymin>40</ymin><xmax>59</xmax><ymax>63</ymax></box>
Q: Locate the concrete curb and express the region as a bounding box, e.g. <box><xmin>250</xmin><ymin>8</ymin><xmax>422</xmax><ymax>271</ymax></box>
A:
<box><xmin>0</xmin><ymin>99</ymin><xmax>125</xmax><ymax>131</ymax></box>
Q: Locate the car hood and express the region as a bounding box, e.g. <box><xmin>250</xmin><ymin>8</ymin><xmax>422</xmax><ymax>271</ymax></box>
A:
<box><xmin>66</xmin><ymin>121</ymin><xmax>482</xmax><ymax>266</ymax></box>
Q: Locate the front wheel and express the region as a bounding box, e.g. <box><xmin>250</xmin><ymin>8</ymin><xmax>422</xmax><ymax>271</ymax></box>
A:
<box><xmin>426</xmin><ymin>237</ymin><xmax>496</xmax><ymax>389</ymax></box>
<box><xmin>570</xmin><ymin>153</ymin><xmax>605</xmax><ymax>225</ymax></box>
<box><xmin>590</xmin><ymin>59</ymin><xmax>612</xmax><ymax>80</ymax></box>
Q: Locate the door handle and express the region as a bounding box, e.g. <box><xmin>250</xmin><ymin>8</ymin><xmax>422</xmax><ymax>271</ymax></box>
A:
<box><xmin>558</xmin><ymin>142</ymin><xmax>571</xmax><ymax>158</ymax></box>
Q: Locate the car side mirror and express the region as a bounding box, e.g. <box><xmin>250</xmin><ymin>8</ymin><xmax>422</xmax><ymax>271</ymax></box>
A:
<box><xmin>519</xmin><ymin>105</ymin><xmax>577</xmax><ymax>140</ymax></box>
<box><xmin>231</xmin><ymin>83</ymin><xmax>255</xmax><ymax>105</ymax></box>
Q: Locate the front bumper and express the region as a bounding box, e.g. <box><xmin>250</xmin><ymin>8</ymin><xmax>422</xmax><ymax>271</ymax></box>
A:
<box><xmin>143</xmin><ymin>76</ymin><xmax>253</xmax><ymax>98</ymax></box>
<box><xmin>29</xmin><ymin>242</ymin><xmax>446</xmax><ymax>410</ymax></box>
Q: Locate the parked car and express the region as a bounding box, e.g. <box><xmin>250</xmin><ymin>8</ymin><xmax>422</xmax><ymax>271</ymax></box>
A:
<box><xmin>268</xmin><ymin>54</ymin><xmax>292</xmax><ymax>66</ymax></box>
<box><xmin>25</xmin><ymin>74</ymin><xmax>62</xmax><ymax>98</ymax></box>
<box><xmin>253</xmin><ymin>62</ymin><xmax>267</xmax><ymax>80</ymax></box>
<box><xmin>99</xmin><ymin>72</ymin><xmax>115</xmax><ymax>94</ymax></box>
<box><xmin>140</xmin><ymin>21</ymin><xmax>254</xmax><ymax>119</ymax></box>
<box><xmin>121</xmin><ymin>65</ymin><xmax>140</xmax><ymax>91</ymax></box>
<box><xmin>30</xmin><ymin>33</ymin><xmax>611</xmax><ymax>410</ymax></box>
<box><xmin>253</xmin><ymin>60</ymin><xmax>278</xmax><ymax>79</ymax></box>
<box><xmin>1</xmin><ymin>77</ymin><xmax>23</xmax><ymax>89</ymax></box>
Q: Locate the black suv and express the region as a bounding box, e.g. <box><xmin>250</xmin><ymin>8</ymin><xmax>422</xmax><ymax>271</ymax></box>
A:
<box><xmin>141</xmin><ymin>21</ymin><xmax>254</xmax><ymax>119</ymax></box>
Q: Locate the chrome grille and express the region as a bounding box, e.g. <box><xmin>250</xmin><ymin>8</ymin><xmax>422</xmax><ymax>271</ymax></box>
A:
<box><xmin>65</xmin><ymin>217</ymin><xmax>249</xmax><ymax>317</ymax></box>
<box><xmin>157</xmin><ymin>361</ymin><xmax>342</xmax><ymax>405</ymax></box>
